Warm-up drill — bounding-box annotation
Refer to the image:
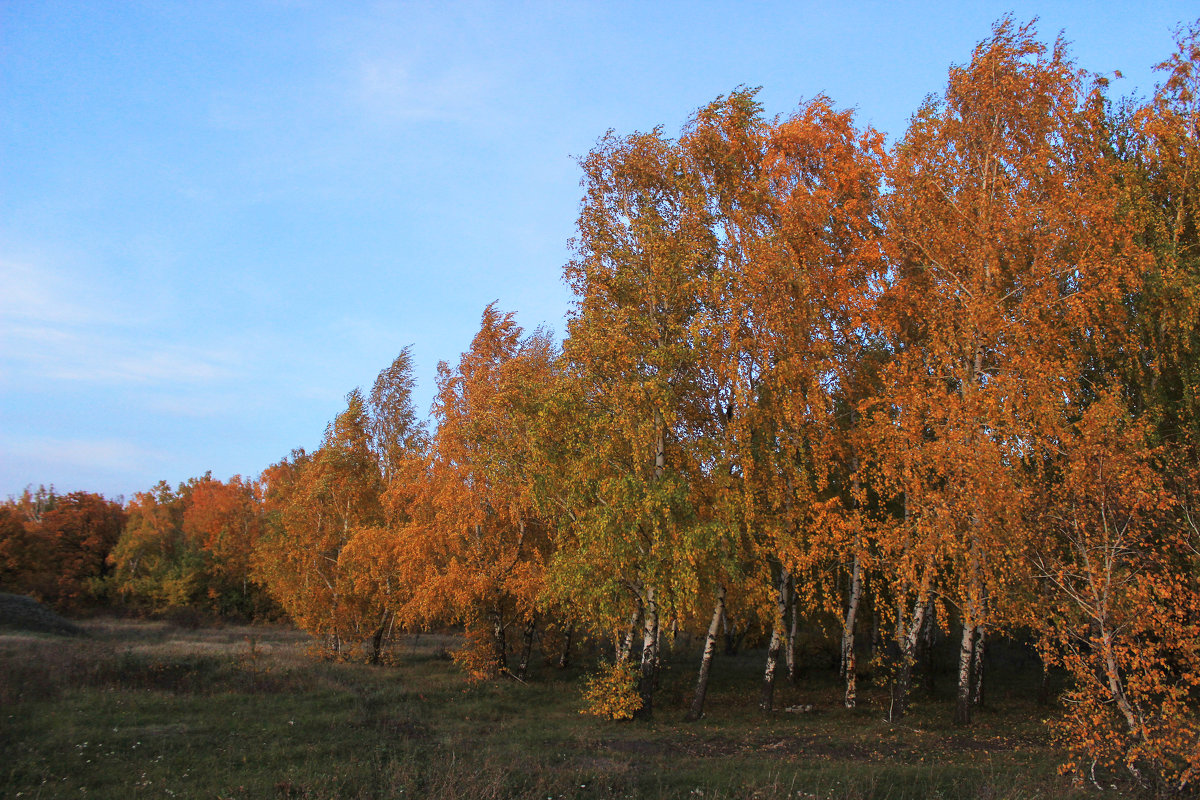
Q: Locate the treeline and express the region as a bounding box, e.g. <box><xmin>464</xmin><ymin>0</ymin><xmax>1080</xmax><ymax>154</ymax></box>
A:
<box><xmin>0</xmin><ymin>478</ymin><xmax>276</xmax><ymax>620</ymax></box>
<box><xmin>3</xmin><ymin>18</ymin><xmax>1199</xmax><ymax>795</ymax></box>
<box><xmin>0</xmin><ymin>487</ymin><xmax>125</xmax><ymax>610</ymax></box>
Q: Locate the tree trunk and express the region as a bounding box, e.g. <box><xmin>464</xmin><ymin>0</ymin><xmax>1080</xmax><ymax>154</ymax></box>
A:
<box><xmin>760</xmin><ymin>567</ymin><xmax>790</xmax><ymax>713</ymax></box>
<box><xmin>517</xmin><ymin>616</ymin><xmax>537</xmax><ymax>680</ymax></box>
<box><xmin>369</xmin><ymin>626</ymin><xmax>385</xmax><ymax>665</ymax></box>
<box><xmin>491</xmin><ymin>603</ymin><xmax>508</xmax><ymax>674</ymax></box>
<box><xmin>687</xmin><ymin>585</ymin><xmax>725</xmax><ymax>721</ymax></box>
<box><xmin>890</xmin><ymin>596</ymin><xmax>929</xmax><ymax>721</ymax></box>
<box><xmin>786</xmin><ymin>575</ymin><xmax>798</xmax><ymax>684</ymax></box>
<box><xmin>841</xmin><ymin>548</ymin><xmax>863</xmax><ymax>708</ymax></box>
<box><xmin>1100</xmin><ymin>629</ymin><xmax>1142</xmax><ymax>737</ymax></box>
<box><xmin>634</xmin><ymin>586</ymin><xmax>659</xmax><ymax>720</ymax></box>
<box><xmin>558</xmin><ymin>623</ymin><xmax>574</xmax><ymax>670</ymax></box>
<box><xmin>368</xmin><ymin>610</ymin><xmax>390</xmax><ymax>665</ymax></box>
<box><xmin>617</xmin><ymin>601</ymin><xmax>642</xmax><ymax>664</ymax></box>
<box><xmin>920</xmin><ymin>608</ymin><xmax>937</xmax><ymax>695</ymax></box>
<box><xmin>955</xmin><ymin>619</ymin><xmax>976</xmax><ymax>725</ymax></box>
<box><xmin>970</xmin><ymin>623</ymin><xmax>986</xmax><ymax>708</ymax></box>
<box><xmin>841</xmin><ymin>449</ymin><xmax>864</xmax><ymax>705</ymax></box>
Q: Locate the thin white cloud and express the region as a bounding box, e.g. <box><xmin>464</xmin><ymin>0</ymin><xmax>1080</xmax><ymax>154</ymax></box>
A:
<box><xmin>328</xmin><ymin>3</ymin><xmax>510</xmax><ymax>129</ymax></box>
<box><xmin>355</xmin><ymin>57</ymin><xmax>500</xmax><ymax>125</ymax></box>
<box><xmin>0</xmin><ymin>255</ymin><xmax>242</xmax><ymax>388</ymax></box>
<box><xmin>51</xmin><ymin>346</ymin><xmax>236</xmax><ymax>384</ymax></box>
<box><xmin>0</xmin><ymin>318</ymin><xmax>240</xmax><ymax>386</ymax></box>
<box><xmin>0</xmin><ymin>257</ymin><xmax>120</xmax><ymax>327</ymax></box>
<box><xmin>5</xmin><ymin>437</ymin><xmax>168</xmax><ymax>475</ymax></box>
<box><xmin>141</xmin><ymin>392</ymin><xmax>241</xmax><ymax>418</ymax></box>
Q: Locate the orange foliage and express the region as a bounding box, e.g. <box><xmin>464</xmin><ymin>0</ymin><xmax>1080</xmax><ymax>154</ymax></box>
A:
<box><xmin>1032</xmin><ymin>396</ymin><xmax>1199</xmax><ymax>793</ymax></box>
<box><xmin>2</xmin><ymin>491</ymin><xmax>125</xmax><ymax>609</ymax></box>
<box><xmin>400</xmin><ymin>304</ymin><xmax>555</xmax><ymax>676</ymax></box>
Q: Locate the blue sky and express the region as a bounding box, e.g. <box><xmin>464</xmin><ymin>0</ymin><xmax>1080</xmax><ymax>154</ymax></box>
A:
<box><xmin>1</xmin><ymin>1</ymin><xmax>1192</xmax><ymax>500</ymax></box>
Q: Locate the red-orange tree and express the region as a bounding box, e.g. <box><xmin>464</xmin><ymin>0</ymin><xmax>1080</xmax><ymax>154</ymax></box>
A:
<box><xmin>400</xmin><ymin>304</ymin><xmax>556</xmax><ymax>678</ymax></box>
<box><xmin>256</xmin><ymin>390</ymin><xmax>385</xmax><ymax>655</ymax></box>
<box><xmin>1030</xmin><ymin>394</ymin><xmax>1199</xmax><ymax>794</ymax></box>
<box><xmin>871</xmin><ymin>17</ymin><xmax>1129</xmax><ymax>723</ymax></box>
<box><xmin>1</xmin><ymin>489</ymin><xmax>124</xmax><ymax>609</ymax></box>
<box><xmin>1025</xmin><ymin>22</ymin><xmax>1200</xmax><ymax>792</ymax></box>
<box><xmin>182</xmin><ymin>475</ymin><xmax>273</xmax><ymax>617</ymax></box>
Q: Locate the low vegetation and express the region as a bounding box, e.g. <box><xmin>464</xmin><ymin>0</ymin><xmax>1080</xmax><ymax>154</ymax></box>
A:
<box><xmin>0</xmin><ymin>617</ymin><xmax>1134</xmax><ymax>800</ymax></box>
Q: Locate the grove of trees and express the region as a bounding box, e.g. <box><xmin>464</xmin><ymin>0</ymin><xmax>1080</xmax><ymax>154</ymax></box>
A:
<box><xmin>3</xmin><ymin>18</ymin><xmax>1198</xmax><ymax>797</ymax></box>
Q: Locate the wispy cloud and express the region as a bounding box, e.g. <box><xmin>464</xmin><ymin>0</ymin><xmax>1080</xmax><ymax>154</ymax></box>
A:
<box><xmin>328</xmin><ymin>3</ymin><xmax>510</xmax><ymax>130</ymax></box>
<box><xmin>141</xmin><ymin>391</ymin><xmax>242</xmax><ymax>418</ymax></box>
<box><xmin>354</xmin><ymin>57</ymin><xmax>500</xmax><ymax>125</ymax></box>
<box><xmin>45</xmin><ymin>342</ymin><xmax>237</xmax><ymax>384</ymax></box>
<box><xmin>5</xmin><ymin>436</ymin><xmax>168</xmax><ymax>475</ymax></box>
<box><xmin>0</xmin><ymin>256</ymin><xmax>242</xmax><ymax>388</ymax></box>
<box><xmin>0</xmin><ymin>257</ymin><xmax>121</xmax><ymax>327</ymax></box>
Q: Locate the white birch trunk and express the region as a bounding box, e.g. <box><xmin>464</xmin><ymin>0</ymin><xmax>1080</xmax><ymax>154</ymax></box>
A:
<box><xmin>687</xmin><ymin>585</ymin><xmax>726</xmax><ymax>721</ymax></box>
<box><xmin>759</xmin><ymin>567</ymin><xmax>790</xmax><ymax>712</ymax></box>
<box><xmin>635</xmin><ymin>586</ymin><xmax>659</xmax><ymax>719</ymax></box>
<box><xmin>841</xmin><ymin>547</ymin><xmax>863</xmax><ymax>708</ymax></box>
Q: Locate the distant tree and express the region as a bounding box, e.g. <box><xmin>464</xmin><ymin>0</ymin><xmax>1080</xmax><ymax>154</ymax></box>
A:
<box><xmin>107</xmin><ymin>475</ymin><xmax>274</xmax><ymax>618</ymax></box>
<box><xmin>183</xmin><ymin>475</ymin><xmax>275</xmax><ymax>617</ymax></box>
<box><xmin>12</xmin><ymin>485</ymin><xmax>59</xmax><ymax>525</ymax></box>
<box><xmin>24</xmin><ymin>491</ymin><xmax>126</xmax><ymax>609</ymax></box>
<box><xmin>0</xmin><ymin>486</ymin><xmax>61</xmax><ymax>600</ymax></box>
<box><xmin>108</xmin><ymin>481</ymin><xmax>199</xmax><ymax>611</ymax></box>
<box><xmin>0</xmin><ymin>504</ymin><xmax>47</xmax><ymax>596</ymax></box>
<box><xmin>256</xmin><ymin>391</ymin><xmax>385</xmax><ymax>655</ymax></box>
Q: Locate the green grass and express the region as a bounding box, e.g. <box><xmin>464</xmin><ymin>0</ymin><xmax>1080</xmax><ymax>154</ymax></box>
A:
<box><xmin>0</xmin><ymin>621</ymin><xmax>1133</xmax><ymax>799</ymax></box>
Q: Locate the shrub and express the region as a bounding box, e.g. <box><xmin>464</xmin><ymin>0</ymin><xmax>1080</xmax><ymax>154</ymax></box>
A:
<box><xmin>580</xmin><ymin>660</ymin><xmax>642</xmax><ymax>720</ymax></box>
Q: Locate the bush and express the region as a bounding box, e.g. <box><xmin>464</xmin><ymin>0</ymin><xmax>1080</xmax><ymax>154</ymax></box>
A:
<box><xmin>580</xmin><ymin>660</ymin><xmax>642</xmax><ymax>720</ymax></box>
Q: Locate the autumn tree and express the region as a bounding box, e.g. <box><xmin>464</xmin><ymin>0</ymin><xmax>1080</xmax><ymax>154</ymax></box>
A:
<box><xmin>352</xmin><ymin>349</ymin><xmax>429</xmax><ymax>662</ymax></box>
<box><xmin>369</xmin><ymin>346</ymin><xmax>426</xmax><ymax>485</ymax></box>
<box><xmin>1120</xmin><ymin>21</ymin><xmax>1200</xmax><ymax>454</ymax></box>
<box><xmin>109</xmin><ymin>481</ymin><xmax>190</xmax><ymax>610</ymax></box>
<box><xmin>871</xmin><ymin>17</ymin><xmax>1128</xmax><ymax>723</ymax></box>
<box><xmin>399</xmin><ymin>305</ymin><xmax>556</xmax><ymax>678</ymax></box>
<box><xmin>17</xmin><ymin>491</ymin><xmax>126</xmax><ymax>609</ymax></box>
<box><xmin>1030</xmin><ymin>394</ymin><xmax>1199</xmax><ymax>795</ymax></box>
<box><xmin>255</xmin><ymin>349</ymin><xmax>425</xmax><ymax>659</ymax></box>
<box><xmin>256</xmin><ymin>390</ymin><xmax>385</xmax><ymax>654</ymax></box>
<box><xmin>182</xmin><ymin>475</ymin><xmax>274</xmax><ymax>617</ymax></box>
<box><xmin>730</xmin><ymin>94</ymin><xmax>887</xmax><ymax>712</ymax></box>
<box><xmin>0</xmin><ymin>503</ymin><xmax>48</xmax><ymax>598</ymax></box>
<box><xmin>559</xmin><ymin>124</ymin><xmax>716</xmax><ymax>717</ymax></box>
<box><xmin>1025</xmin><ymin>22</ymin><xmax>1200</xmax><ymax>792</ymax></box>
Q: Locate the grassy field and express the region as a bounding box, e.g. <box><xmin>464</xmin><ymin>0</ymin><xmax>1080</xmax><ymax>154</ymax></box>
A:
<box><xmin>0</xmin><ymin>619</ymin><xmax>1132</xmax><ymax>799</ymax></box>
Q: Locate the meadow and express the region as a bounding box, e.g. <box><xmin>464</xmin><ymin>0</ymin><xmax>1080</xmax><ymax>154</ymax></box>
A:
<box><xmin>0</xmin><ymin>619</ymin><xmax>1130</xmax><ymax>800</ymax></box>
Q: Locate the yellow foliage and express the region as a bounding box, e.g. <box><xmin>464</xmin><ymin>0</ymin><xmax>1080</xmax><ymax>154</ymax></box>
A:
<box><xmin>452</xmin><ymin>627</ymin><xmax>502</xmax><ymax>682</ymax></box>
<box><xmin>580</xmin><ymin>661</ymin><xmax>642</xmax><ymax>721</ymax></box>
